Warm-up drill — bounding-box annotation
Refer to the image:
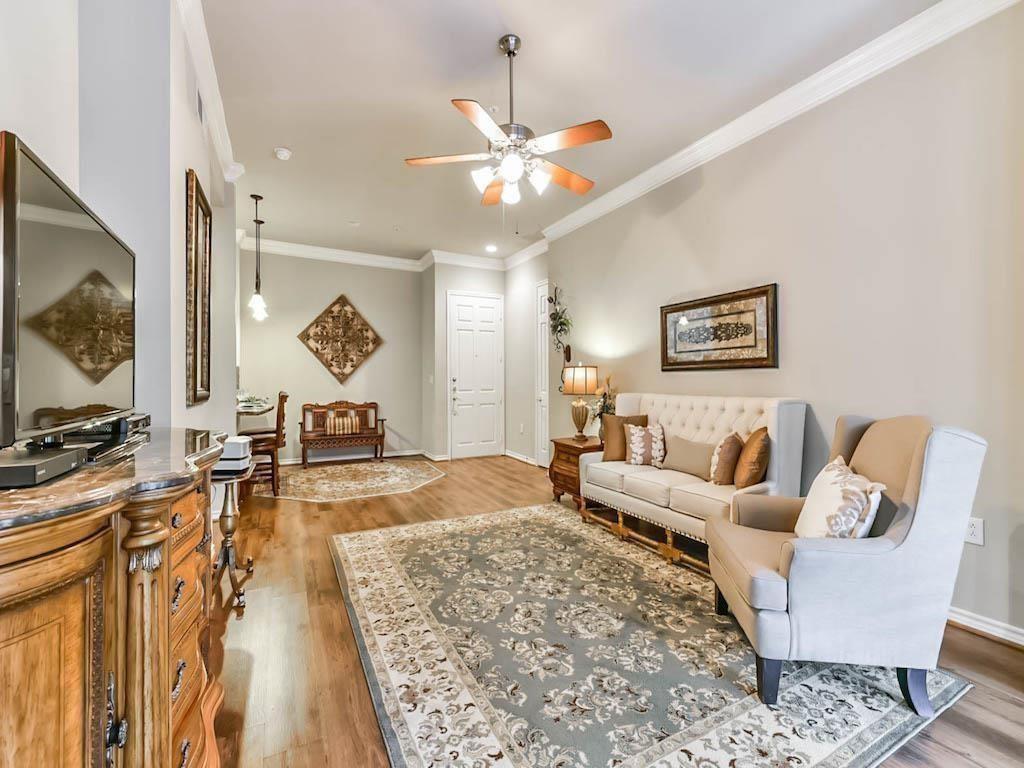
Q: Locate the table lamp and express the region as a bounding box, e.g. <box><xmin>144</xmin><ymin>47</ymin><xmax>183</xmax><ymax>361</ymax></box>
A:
<box><xmin>562</xmin><ymin>363</ymin><xmax>598</xmax><ymax>440</ymax></box>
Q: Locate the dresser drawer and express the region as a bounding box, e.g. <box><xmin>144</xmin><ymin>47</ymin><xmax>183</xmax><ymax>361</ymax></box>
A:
<box><xmin>170</xmin><ymin>621</ymin><xmax>205</xmax><ymax>730</ymax></box>
<box><xmin>170</xmin><ymin>551</ymin><xmax>204</xmax><ymax>643</ymax></box>
<box><xmin>172</xmin><ymin>695</ymin><xmax>206</xmax><ymax>768</ymax></box>
<box><xmin>552</xmin><ymin>457</ymin><xmax>580</xmax><ymax>476</ymax></box>
<box><xmin>170</xmin><ymin>489</ymin><xmax>204</xmax><ymax>566</ymax></box>
<box><xmin>551</xmin><ymin>469</ymin><xmax>578</xmax><ymax>491</ymax></box>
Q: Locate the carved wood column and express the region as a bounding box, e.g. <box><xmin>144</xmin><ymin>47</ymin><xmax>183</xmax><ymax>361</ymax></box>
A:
<box><xmin>121</xmin><ymin>489</ymin><xmax>173</xmax><ymax>768</ymax></box>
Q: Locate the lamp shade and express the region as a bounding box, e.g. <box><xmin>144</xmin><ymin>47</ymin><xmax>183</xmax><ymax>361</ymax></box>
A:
<box><xmin>562</xmin><ymin>364</ymin><xmax>598</xmax><ymax>396</ymax></box>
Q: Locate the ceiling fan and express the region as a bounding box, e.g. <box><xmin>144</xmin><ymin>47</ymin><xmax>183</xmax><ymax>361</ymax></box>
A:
<box><xmin>405</xmin><ymin>34</ymin><xmax>612</xmax><ymax>206</ymax></box>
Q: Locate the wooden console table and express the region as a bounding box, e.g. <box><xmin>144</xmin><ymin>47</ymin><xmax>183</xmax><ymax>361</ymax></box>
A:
<box><xmin>0</xmin><ymin>428</ymin><xmax>225</xmax><ymax>768</ymax></box>
<box><xmin>549</xmin><ymin>436</ymin><xmax>603</xmax><ymax>509</ymax></box>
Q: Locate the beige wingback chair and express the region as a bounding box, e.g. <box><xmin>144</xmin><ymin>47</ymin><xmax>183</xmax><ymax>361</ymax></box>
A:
<box><xmin>706</xmin><ymin>415</ymin><xmax>987</xmax><ymax>715</ymax></box>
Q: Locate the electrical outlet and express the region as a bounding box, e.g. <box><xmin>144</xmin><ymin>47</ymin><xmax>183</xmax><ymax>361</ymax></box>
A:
<box><xmin>964</xmin><ymin>517</ymin><xmax>984</xmax><ymax>546</ymax></box>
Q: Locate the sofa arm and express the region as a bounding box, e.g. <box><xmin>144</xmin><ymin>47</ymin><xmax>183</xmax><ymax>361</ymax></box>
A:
<box><xmin>732</xmin><ymin>494</ymin><xmax>804</xmax><ymax>531</ymax></box>
<box><xmin>578</xmin><ymin>451</ymin><xmax>605</xmax><ymax>492</ymax></box>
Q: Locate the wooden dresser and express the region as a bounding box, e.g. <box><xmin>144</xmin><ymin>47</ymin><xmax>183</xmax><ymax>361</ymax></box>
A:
<box><xmin>0</xmin><ymin>428</ymin><xmax>224</xmax><ymax>768</ymax></box>
<box><xmin>549</xmin><ymin>436</ymin><xmax>603</xmax><ymax>510</ymax></box>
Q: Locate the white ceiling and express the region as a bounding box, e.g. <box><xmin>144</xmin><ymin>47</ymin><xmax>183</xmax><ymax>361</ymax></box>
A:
<box><xmin>202</xmin><ymin>0</ymin><xmax>939</xmax><ymax>261</ymax></box>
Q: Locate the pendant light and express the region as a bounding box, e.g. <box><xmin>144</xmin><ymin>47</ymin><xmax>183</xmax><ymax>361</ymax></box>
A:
<box><xmin>247</xmin><ymin>193</ymin><xmax>268</xmax><ymax>322</ymax></box>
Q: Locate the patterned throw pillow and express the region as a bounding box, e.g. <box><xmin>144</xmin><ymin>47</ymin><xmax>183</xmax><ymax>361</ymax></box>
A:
<box><xmin>709</xmin><ymin>433</ymin><xmax>744</xmax><ymax>485</ymax></box>
<box><xmin>795</xmin><ymin>456</ymin><xmax>887</xmax><ymax>538</ymax></box>
<box><xmin>626</xmin><ymin>424</ymin><xmax>665</xmax><ymax>467</ymax></box>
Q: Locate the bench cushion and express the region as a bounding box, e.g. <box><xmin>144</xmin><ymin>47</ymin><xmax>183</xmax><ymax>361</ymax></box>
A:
<box><xmin>622</xmin><ymin>469</ymin><xmax>704</xmax><ymax>507</ymax></box>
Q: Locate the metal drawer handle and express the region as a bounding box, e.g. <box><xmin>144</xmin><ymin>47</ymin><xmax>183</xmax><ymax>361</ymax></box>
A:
<box><xmin>171</xmin><ymin>577</ymin><xmax>186</xmax><ymax>613</ymax></box>
<box><xmin>171</xmin><ymin>512</ymin><xmax>184</xmax><ymax>529</ymax></box>
<box><xmin>171</xmin><ymin>660</ymin><xmax>187</xmax><ymax>701</ymax></box>
<box><xmin>178</xmin><ymin>738</ymin><xmax>192</xmax><ymax>768</ymax></box>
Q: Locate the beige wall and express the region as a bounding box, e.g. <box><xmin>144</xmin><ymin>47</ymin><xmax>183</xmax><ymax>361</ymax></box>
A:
<box><xmin>504</xmin><ymin>254</ymin><xmax>549</xmax><ymax>460</ymax></box>
<box><xmin>239</xmin><ymin>251</ymin><xmax>422</xmax><ymax>462</ymax></box>
<box><xmin>548</xmin><ymin>6</ymin><xmax>1023</xmax><ymax>629</ymax></box>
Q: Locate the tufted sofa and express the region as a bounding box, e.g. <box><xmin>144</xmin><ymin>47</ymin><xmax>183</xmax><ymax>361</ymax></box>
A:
<box><xmin>579</xmin><ymin>394</ymin><xmax>806</xmax><ymax>562</ymax></box>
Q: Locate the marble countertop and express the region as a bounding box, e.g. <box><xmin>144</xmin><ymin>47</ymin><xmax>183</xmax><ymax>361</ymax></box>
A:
<box><xmin>0</xmin><ymin>428</ymin><xmax>224</xmax><ymax>532</ymax></box>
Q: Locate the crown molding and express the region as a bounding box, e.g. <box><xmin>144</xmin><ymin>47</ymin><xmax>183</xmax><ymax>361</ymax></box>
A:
<box><xmin>504</xmin><ymin>239</ymin><xmax>549</xmax><ymax>270</ymax></box>
<box><xmin>175</xmin><ymin>0</ymin><xmax>243</xmax><ymax>183</ymax></box>
<box><xmin>241</xmin><ymin>236</ymin><xmax>425</xmax><ymax>272</ymax></box>
<box><xmin>542</xmin><ymin>0</ymin><xmax>1020</xmax><ymax>243</ymax></box>
<box><xmin>429</xmin><ymin>249</ymin><xmax>506</xmax><ymax>271</ymax></box>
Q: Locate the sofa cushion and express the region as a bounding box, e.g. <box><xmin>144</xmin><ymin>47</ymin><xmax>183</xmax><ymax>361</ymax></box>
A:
<box><xmin>622</xmin><ymin>470</ymin><xmax>704</xmax><ymax>507</ymax></box>
<box><xmin>669</xmin><ymin>482</ymin><xmax>736</xmax><ymax>522</ymax></box>
<box><xmin>706</xmin><ymin>517</ymin><xmax>790</xmax><ymax>611</ymax></box>
<box><xmin>586</xmin><ymin>461</ymin><xmax>659</xmax><ymax>492</ymax></box>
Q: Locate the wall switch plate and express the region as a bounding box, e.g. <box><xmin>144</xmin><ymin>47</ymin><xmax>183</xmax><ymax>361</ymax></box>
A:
<box><xmin>964</xmin><ymin>517</ymin><xmax>984</xmax><ymax>546</ymax></box>
<box><xmin>519</xmin><ymin>423</ymin><xmax>524</xmax><ymax>434</ymax></box>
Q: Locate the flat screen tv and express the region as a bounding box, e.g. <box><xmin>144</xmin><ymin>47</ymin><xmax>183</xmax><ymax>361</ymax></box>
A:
<box><xmin>0</xmin><ymin>131</ymin><xmax>135</xmax><ymax>448</ymax></box>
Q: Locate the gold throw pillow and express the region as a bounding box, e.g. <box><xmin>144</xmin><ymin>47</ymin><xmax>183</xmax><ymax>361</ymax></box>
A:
<box><xmin>734</xmin><ymin>427</ymin><xmax>770</xmax><ymax>489</ymax></box>
<box><xmin>601</xmin><ymin>414</ymin><xmax>648</xmax><ymax>461</ymax></box>
<box><xmin>710</xmin><ymin>433</ymin><xmax>745</xmax><ymax>485</ymax></box>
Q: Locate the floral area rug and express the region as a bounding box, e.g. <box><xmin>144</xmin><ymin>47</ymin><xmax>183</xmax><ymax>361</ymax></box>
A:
<box><xmin>330</xmin><ymin>504</ymin><xmax>969</xmax><ymax>768</ymax></box>
<box><xmin>255</xmin><ymin>459</ymin><xmax>444</xmax><ymax>502</ymax></box>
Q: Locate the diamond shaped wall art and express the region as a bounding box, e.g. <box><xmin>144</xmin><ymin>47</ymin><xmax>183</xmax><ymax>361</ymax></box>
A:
<box><xmin>27</xmin><ymin>269</ymin><xmax>134</xmax><ymax>383</ymax></box>
<box><xmin>297</xmin><ymin>294</ymin><xmax>383</xmax><ymax>384</ymax></box>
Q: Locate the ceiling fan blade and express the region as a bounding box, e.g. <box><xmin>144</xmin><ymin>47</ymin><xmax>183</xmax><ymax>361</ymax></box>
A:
<box><xmin>539</xmin><ymin>160</ymin><xmax>594</xmax><ymax>195</ymax></box>
<box><xmin>405</xmin><ymin>152</ymin><xmax>492</xmax><ymax>166</ymax></box>
<box><xmin>531</xmin><ymin>120</ymin><xmax>612</xmax><ymax>154</ymax></box>
<box><xmin>481</xmin><ymin>177</ymin><xmax>504</xmax><ymax>206</ymax></box>
<box><xmin>452</xmin><ymin>99</ymin><xmax>508</xmax><ymax>144</ymax></box>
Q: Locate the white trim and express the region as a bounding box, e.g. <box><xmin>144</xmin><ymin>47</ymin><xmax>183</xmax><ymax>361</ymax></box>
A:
<box><xmin>174</xmin><ymin>0</ymin><xmax>243</xmax><ymax>182</ymax></box>
<box><xmin>541</xmin><ymin>0</ymin><xmax>1020</xmax><ymax>243</ymax></box>
<box><xmin>505</xmin><ymin>449</ymin><xmax>537</xmax><ymax>466</ymax></box>
<box><xmin>423</xmin><ymin>452</ymin><xmax>450</xmax><ymax>462</ymax></box>
<box><xmin>241</xmin><ymin>236</ymin><xmax>425</xmax><ymax>272</ymax></box>
<box><xmin>504</xmin><ymin>239</ymin><xmax>549</xmax><ymax>270</ymax></box>
<box><xmin>19</xmin><ymin>204</ymin><xmax>102</xmax><ymax>232</ymax></box>
<box><xmin>429</xmin><ymin>249</ymin><xmax>506</xmax><ymax>271</ymax></box>
<box><xmin>235</xmin><ymin>228</ymin><xmax>246</xmax><ymax>247</ymax></box>
<box><xmin>948</xmin><ymin>606</ymin><xmax>1024</xmax><ymax>648</ymax></box>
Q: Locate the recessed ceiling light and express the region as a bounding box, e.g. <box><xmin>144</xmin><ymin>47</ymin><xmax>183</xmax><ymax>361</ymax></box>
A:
<box><xmin>485</xmin><ymin>244</ymin><xmax>497</xmax><ymax>253</ymax></box>
<box><xmin>274</xmin><ymin>146</ymin><xmax>292</xmax><ymax>161</ymax></box>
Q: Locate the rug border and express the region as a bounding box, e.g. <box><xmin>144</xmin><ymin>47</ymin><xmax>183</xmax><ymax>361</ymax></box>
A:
<box><xmin>255</xmin><ymin>460</ymin><xmax>446</xmax><ymax>503</ymax></box>
<box><xmin>329</xmin><ymin>537</ymin><xmax>411</xmax><ymax>768</ymax></box>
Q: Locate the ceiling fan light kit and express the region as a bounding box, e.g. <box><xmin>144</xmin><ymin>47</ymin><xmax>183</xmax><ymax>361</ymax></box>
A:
<box><xmin>405</xmin><ymin>33</ymin><xmax>612</xmax><ymax>207</ymax></box>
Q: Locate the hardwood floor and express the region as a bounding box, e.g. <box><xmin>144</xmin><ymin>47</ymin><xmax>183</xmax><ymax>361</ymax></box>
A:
<box><xmin>210</xmin><ymin>456</ymin><xmax>1024</xmax><ymax>767</ymax></box>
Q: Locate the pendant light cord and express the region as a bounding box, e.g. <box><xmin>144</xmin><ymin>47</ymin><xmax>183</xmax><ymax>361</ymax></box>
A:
<box><xmin>508</xmin><ymin>49</ymin><xmax>515</xmax><ymax>124</ymax></box>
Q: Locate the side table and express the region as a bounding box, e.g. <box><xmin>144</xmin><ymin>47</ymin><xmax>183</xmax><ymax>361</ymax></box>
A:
<box><xmin>212</xmin><ymin>464</ymin><xmax>255</xmax><ymax>608</ymax></box>
<box><xmin>549</xmin><ymin>436</ymin><xmax>603</xmax><ymax>510</ymax></box>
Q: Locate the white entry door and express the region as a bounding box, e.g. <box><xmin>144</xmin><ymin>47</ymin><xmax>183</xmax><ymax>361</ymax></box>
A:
<box><xmin>535</xmin><ymin>281</ymin><xmax>551</xmax><ymax>468</ymax></box>
<box><xmin>448</xmin><ymin>292</ymin><xmax>504</xmax><ymax>459</ymax></box>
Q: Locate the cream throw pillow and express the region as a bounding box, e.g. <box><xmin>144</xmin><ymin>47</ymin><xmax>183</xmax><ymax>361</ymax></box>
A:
<box><xmin>626</xmin><ymin>424</ymin><xmax>665</xmax><ymax>468</ymax></box>
<box><xmin>663</xmin><ymin>435</ymin><xmax>715</xmax><ymax>480</ymax></box>
<box><xmin>795</xmin><ymin>456</ymin><xmax>887</xmax><ymax>539</ymax></box>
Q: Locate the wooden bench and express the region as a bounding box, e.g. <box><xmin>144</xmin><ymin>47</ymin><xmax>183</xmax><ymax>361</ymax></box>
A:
<box><xmin>298</xmin><ymin>401</ymin><xmax>387</xmax><ymax>467</ymax></box>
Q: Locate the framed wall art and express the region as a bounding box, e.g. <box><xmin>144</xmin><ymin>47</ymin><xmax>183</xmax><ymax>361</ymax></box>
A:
<box><xmin>660</xmin><ymin>283</ymin><xmax>777</xmax><ymax>371</ymax></box>
<box><xmin>185</xmin><ymin>168</ymin><xmax>212</xmax><ymax>405</ymax></box>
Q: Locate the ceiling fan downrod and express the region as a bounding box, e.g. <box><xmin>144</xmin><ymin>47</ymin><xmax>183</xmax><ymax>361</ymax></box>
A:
<box><xmin>498</xmin><ymin>34</ymin><xmax>521</xmax><ymax>125</ymax></box>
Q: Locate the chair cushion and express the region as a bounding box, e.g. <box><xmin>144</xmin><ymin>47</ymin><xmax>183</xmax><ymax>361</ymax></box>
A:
<box><xmin>622</xmin><ymin>470</ymin><xmax>704</xmax><ymax>507</ymax></box>
<box><xmin>706</xmin><ymin>517</ymin><xmax>791</xmax><ymax>611</ymax></box>
<box><xmin>669</xmin><ymin>482</ymin><xmax>736</xmax><ymax>522</ymax></box>
<box><xmin>586</xmin><ymin>461</ymin><xmax>659</xmax><ymax>492</ymax></box>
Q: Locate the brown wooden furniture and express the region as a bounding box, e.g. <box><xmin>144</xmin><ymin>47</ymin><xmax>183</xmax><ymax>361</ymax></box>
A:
<box><xmin>240</xmin><ymin>391</ymin><xmax>288</xmax><ymax>496</ymax></box>
<box><xmin>549</xmin><ymin>436</ymin><xmax>603</xmax><ymax>509</ymax></box>
<box><xmin>0</xmin><ymin>428</ymin><xmax>224</xmax><ymax>768</ymax></box>
<box><xmin>299</xmin><ymin>401</ymin><xmax>387</xmax><ymax>467</ymax></box>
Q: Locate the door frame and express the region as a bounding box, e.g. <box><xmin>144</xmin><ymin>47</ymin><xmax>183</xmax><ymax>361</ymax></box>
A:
<box><xmin>535</xmin><ymin>279</ymin><xmax>550</xmax><ymax>467</ymax></box>
<box><xmin>445</xmin><ymin>290</ymin><xmax>505</xmax><ymax>460</ymax></box>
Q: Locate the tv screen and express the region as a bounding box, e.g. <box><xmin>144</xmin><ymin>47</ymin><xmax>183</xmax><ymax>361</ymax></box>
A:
<box><xmin>1</xmin><ymin>133</ymin><xmax>135</xmax><ymax>445</ymax></box>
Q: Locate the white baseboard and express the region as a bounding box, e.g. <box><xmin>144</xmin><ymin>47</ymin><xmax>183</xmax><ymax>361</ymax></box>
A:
<box><xmin>423</xmin><ymin>452</ymin><xmax>449</xmax><ymax>462</ymax></box>
<box><xmin>280</xmin><ymin>448</ymin><xmax>425</xmax><ymax>466</ymax></box>
<box><xmin>948</xmin><ymin>606</ymin><xmax>1024</xmax><ymax>648</ymax></box>
<box><xmin>505</xmin><ymin>450</ymin><xmax>537</xmax><ymax>466</ymax></box>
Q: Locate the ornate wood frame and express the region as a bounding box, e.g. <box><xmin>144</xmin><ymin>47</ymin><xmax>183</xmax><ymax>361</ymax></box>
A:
<box><xmin>185</xmin><ymin>169</ymin><xmax>212</xmax><ymax>405</ymax></box>
<box><xmin>660</xmin><ymin>283</ymin><xmax>778</xmax><ymax>371</ymax></box>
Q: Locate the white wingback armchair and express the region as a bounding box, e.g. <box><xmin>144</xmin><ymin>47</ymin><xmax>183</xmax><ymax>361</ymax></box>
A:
<box><xmin>706</xmin><ymin>415</ymin><xmax>987</xmax><ymax>715</ymax></box>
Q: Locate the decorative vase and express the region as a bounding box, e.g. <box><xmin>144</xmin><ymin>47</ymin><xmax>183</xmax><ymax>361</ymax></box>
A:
<box><xmin>598</xmin><ymin>419</ymin><xmax>605</xmax><ymax>442</ymax></box>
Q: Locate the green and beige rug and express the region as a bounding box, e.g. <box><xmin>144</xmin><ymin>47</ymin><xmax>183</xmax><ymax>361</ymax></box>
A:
<box><xmin>330</xmin><ymin>504</ymin><xmax>969</xmax><ymax>768</ymax></box>
<box><xmin>256</xmin><ymin>459</ymin><xmax>444</xmax><ymax>502</ymax></box>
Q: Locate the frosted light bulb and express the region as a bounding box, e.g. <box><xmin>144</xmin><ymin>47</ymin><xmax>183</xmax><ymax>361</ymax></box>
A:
<box><xmin>471</xmin><ymin>166</ymin><xmax>496</xmax><ymax>193</ymax></box>
<box><xmin>501</xmin><ymin>181</ymin><xmax>521</xmax><ymax>205</ymax></box>
<box><xmin>499</xmin><ymin>153</ymin><xmax>525</xmax><ymax>183</ymax></box>
<box><xmin>249</xmin><ymin>292</ymin><xmax>268</xmax><ymax>321</ymax></box>
<box><xmin>529</xmin><ymin>167</ymin><xmax>551</xmax><ymax>195</ymax></box>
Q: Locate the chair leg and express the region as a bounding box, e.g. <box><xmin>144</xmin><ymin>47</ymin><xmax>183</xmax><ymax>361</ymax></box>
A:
<box><xmin>755</xmin><ymin>654</ymin><xmax>782</xmax><ymax>705</ymax></box>
<box><xmin>897</xmin><ymin>668</ymin><xmax>934</xmax><ymax>717</ymax></box>
<box><xmin>714</xmin><ymin>585</ymin><xmax>729</xmax><ymax>616</ymax></box>
<box><xmin>271</xmin><ymin>451</ymin><xmax>280</xmax><ymax>496</ymax></box>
